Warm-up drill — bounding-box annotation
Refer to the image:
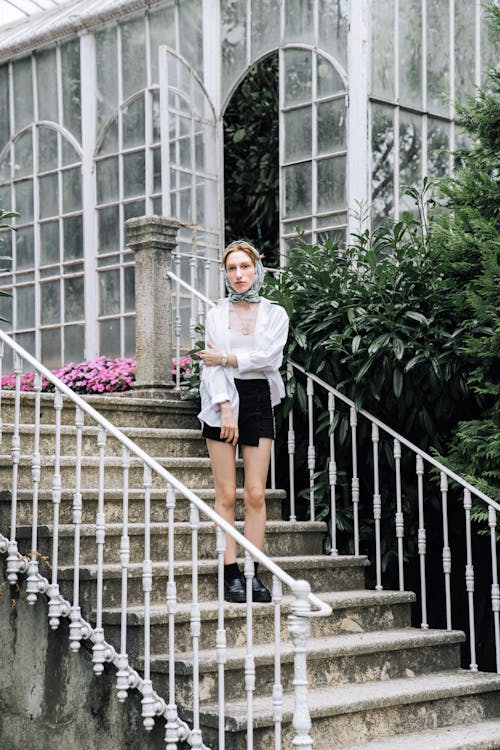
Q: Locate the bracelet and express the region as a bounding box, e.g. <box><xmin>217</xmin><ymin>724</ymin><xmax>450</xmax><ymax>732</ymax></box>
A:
<box><xmin>220</xmin><ymin>352</ymin><xmax>228</xmax><ymax>366</ymax></box>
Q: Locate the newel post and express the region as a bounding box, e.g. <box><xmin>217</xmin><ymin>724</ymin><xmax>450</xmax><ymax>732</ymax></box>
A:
<box><xmin>125</xmin><ymin>216</ymin><xmax>181</xmax><ymax>394</ymax></box>
<box><xmin>289</xmin><ymin>579</ymin><xmax>313</xmax><ymax>749</ymax></box>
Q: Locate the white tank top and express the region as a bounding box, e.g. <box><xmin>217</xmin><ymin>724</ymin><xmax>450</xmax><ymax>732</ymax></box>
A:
<box><xmin>230</xmin><ymin>331</ymin><xmax>266</xmax><ymax>380</ymax></box>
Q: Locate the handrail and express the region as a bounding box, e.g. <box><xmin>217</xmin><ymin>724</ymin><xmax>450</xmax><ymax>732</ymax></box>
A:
<box><xmin>290</xmin><ymin>361</ymin><xmax>499</xmax><ymax>511</ymax></box>
<box><xmin>0</xmin><ymin>329</ymin><xmax>331</xmax><ymax>618</ymax></box>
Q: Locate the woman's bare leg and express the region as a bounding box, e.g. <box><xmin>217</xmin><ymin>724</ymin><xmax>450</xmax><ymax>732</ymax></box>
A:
<box><xmin>206</xmin><ymin>438</ymin><xmax>237</xmax><ymax>564</ymax></box>
<box><xmin>241</xmin><ymin>438</ymin><xmax>272</xmax><ymax>558</ymax></box>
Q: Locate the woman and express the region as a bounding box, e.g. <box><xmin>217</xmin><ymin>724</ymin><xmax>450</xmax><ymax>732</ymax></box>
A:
<box><xmin>198</xmin><ymin>240</ymin><xmax>289</xmax><ymax>603</ymax></box>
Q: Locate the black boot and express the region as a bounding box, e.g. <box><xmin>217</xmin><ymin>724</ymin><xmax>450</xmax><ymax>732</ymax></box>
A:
<box><xmin>252</xmin><ymin>562</ymin><xmax>272</xmax><ymax>603</ymax></box>
<box><xmin>224</xmin><ymin>562</ymin><xmax>246</xmax><ymax>603</ymax></box>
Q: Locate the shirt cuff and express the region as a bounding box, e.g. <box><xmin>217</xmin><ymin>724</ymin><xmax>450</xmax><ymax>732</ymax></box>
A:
<box><xmin>236</xmin><ymin>351</ymin><xmax>253</xmax><ymax>372</ymax></box>
<box><xmin>212</xmin><ymin>391</ymin><xmax>230</xmax><ymax>405</ymax></box>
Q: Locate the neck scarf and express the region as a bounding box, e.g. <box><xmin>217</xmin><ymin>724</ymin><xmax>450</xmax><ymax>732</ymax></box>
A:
<box><xmin>223</xmin><ymin>258</ymin><xmax>265</xmax><ymax>303</ymax></box>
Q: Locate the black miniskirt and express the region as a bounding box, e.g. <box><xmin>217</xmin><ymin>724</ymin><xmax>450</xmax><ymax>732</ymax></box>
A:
<box><xmin>202</xmin><ymin>378</ymin><xmax>275</xmax><ymax>447</ymax></box>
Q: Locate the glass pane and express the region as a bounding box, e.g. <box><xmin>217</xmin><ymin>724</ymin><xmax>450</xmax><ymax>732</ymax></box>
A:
<box><xmin>61</xmin><ymin>39</ymin><xmax>81</xmax><ymax>140</ymax></box>
<box><xmin>284</xmin><ymin>49</ymin><xmax>312</xmax><ymax>106</ymax></box>
<box><xmin>15</xmin><ymin>331</ymin><xmax>35</xmax><ymax>359</ymax></box>
<box><xmin>0</xmin><ymin>65</ymin><xmax>9</xmax><ymax>153</ymax></box>
<box><xmin>64</xmin><ymin>324</ymin><xmax>84</xmax><ymax>363</ymax></box>
<box><xmin>41</xmin><ymin>327</ymin><xmax>60</xmax><ymax>369</ymax></box>
<box><xmin>64</xmin><ymin>275</ymin><xmax>84</xmax><ymax>321</ymax></box>
<box><xmin>62</xmin><ymin>167</ymin><xmax>82</xmax><ymax>213</ymax></box>
<box><xmin>283</xmin><ymin>162</ymin><xmax>312</xmax><ymax>218</ymax></box>
<box><xmin>40</xmin><ymin>220</ymin><xmax>60</xmax><ymax>265</ymax></box>
<box><xmin>152</xmin><ymin>91</ymin><xmax>161</xmax><ymax>142</ymax></box>
<box><xmin>428</xmin><ymin>119</ymin><xmax>450</xmax><ymax>178</ymax></box>
<box><xmin>41</xmin><ymin>280</ymin><xmax>60</xmax><ymax>325</ymax></box>
<box><xmin>124</xmin><ymin>265</ymin><xmax>135</xmax><ymax>313</ymax></box>
<box><xmin>427</xmin><ymin>0</ymin><xmax>450</xmax><ymax>115</ymax></box>
<box><xmin>455</xmin><ymin>0</ymin><xmax>475</xmax><ymax>100</ymax></box>
<box><xmin>153</xmin><ymin>147</ymin><xmax>162</xmax><ymax>193</ymax></box>
<box><xmin>13</xmin><ymin>58</ymin><xmax>34</xmax><ymax>131</ymax></box>
<box><xmin>123</xmin><ymin>96</ymin><xmax>145</xmax><ymax>149</ymax></box>
<box><xmin>61</xmin><ymin>138</ymin><xmax>80</xmax><ymax>167</ymax></box>
<box><xmin>0</xmin><ymin>151</ymin><xmax>10</xmax><ymax>182</ymax></box>
<box><xmin>399</xmin><ymin>0</ymin><xmax>422</xmax><ymax>108</ymax></box>
<box><xmin>99</xmin><ymin>269</ymin><xmax>121</xmax><ymax>316</ymax></box>
<box><xmin>371</xmin><ymin>0</ymin><xmax>395</xmax><ymax>99</ymax></box>
<box><xmin>99</xmin><ymin>317</ymin><xmax>121</xmax><ymax>358</ymax></box>
<box><xmin>317</xmin><ymin>98</ymin><xmax>346</xmax><ymax>154</ymax></box>
<box><xmin>98</xmin><ymin>206</ymin><xmax>120</xmax><ymax>253</ymax></box>
<box><xmin>0</xmin><ymin>292</ymin><xmax>12</xmax><ymax>325</ymax></box>
<box><xmin>371</xmin><ymin>103</ymin><xmax>394</xmax><ymax>224</ymax></box>
<box><xmin>481</xmin><ymin>5</ymin><xmax>499</xmax><ymax>85</ymax></box>
<box><xmin>179</xmin><ymin>0</ymin><xmax>204</xmax><ymax>76</ymax></box>
<box><xmin>15</xmin><ymin>180</ymin><xmax>34</xmax><ymax>223</ymax></box>
<box><xmin>39</xmin><ymin>173</ymin><xmax>58</xmax><ymax>219</ymax></box>
<box><xmin>99</xmin><ymin>119</ymin><xmax>119</xmax><ymax>156</ymax></box>
<box><xmin>318</xmin><ymin>0</ymin><xmax>348</xmax><ymax>66</ymax></box>
<box><xmin>96</xmin><ymin>157</ymin><xmax>119</xmax><ymax>204</ymax></box>
<box><xmin>63</xmin><ymin>215</ymin><xmax>83</xmax><ymax>261</ymax></box>
<box><xmin>96</xmin><ymin>27</ymin><xmax>118</xmax><ymax>135</ymax></box>
<box><xmin>222</xmin><ymin>0</ymin><xmax>247</xmax><ymax>99</ymax></box>
<box><xmin>38</xmin><ymin>126</ymin><xmax>58</xmax><ymax>172</ymax></box>
<box><xmin>15</xmin><ymin>226</ymin><xmax>34</xmax><ymax>270</ymax></box>
<box><xmin>150</xmin><ymin>6</ymin><xmax>176</xmax><ymax>85</ymax></box>
<box><xmin>124</xmin><ymin>316</ymin><xmax>135</xmax><ymax>357</ymax></box>
<box><xmin>285</xmin><ymin>0</ymin><xmax>314</xmax><ymax>44</ymax></box>
<box><xmin>123</xmin><ymin>200</ymin><xmax>145</xmax><ymax>222</ymax></box>
<box><xmin>14</xmin><ymin>132</ymin><xmax>33</xmax><ymax>178</ymax></box>
<box><xmin>36</xmin><ymin>48</ymin><xmax>58</xmax><ymax>123</ymax></box>
<box><xmin>317</xmin><ymin>156</ymin><xmax>346</xmax><ymax>212</ymax></box>
<box><xmin>251</xmin><ymin>0</ymin><xmax>280</xmax><ymax>59</ymax></box>
<box><xmin>0</xmin><ymin>224</ymin><xmax>12</xmax><ymax>266</ymax></box>
<box><xmin>317</xmin><ymin>211</ymin><xmax>347</xmax><ymax>228</ymax></box>
<box><xmin>121</xmin><ymin>16</ymin><xmax>147</xmax><ymax>100</ymax></box>
<box><xmin>399</xmin><ymin>111</ymin><xmax>422</xmax><ymax>208</ymax></box>
<box><xmin>317</xmin><ymin>56</ymin><xmax>345</xmax><ymax>98</ymax></box>
<box><xmin>123</xmin><ymin>151</ymin><xmax>145</xmax><ymax>199</ymax></box>
<box><xmin>284</xmin><ymin>107</ymin><xmax>312</xmax><ymax>162</ymax></box>
<box><xmin>16</xmin><ymin>284</ymin><xmax>35</xmax><ymax>328</ymax></box>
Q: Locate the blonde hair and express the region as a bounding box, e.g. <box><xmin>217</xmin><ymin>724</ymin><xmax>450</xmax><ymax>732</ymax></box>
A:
<box><xmin>221</xmin><ymin>240</ymin><xmax>263</xmax><ymax>268</ymax></box>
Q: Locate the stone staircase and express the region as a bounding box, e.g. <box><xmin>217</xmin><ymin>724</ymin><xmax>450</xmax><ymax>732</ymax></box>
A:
<box><xmin>1</xmin><ymin>391</ymin><xmax>500</xmax><ymax>749</ymax></box>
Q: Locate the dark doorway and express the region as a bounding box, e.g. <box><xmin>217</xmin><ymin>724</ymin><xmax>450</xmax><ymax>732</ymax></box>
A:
<box><xmin>223</xmin><ymin>53</ymin><xmax>279</xmax><ymax>266</ymax></box>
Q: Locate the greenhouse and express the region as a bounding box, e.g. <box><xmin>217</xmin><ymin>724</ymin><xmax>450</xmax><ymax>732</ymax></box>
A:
<box><xmin>0</xmin><ymin>0</ymin><xmax>496</xmax><ymax>370</ymax></box>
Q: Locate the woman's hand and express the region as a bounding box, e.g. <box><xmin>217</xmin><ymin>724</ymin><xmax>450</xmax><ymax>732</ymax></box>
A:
<box><xmin>219</xmin><ymin>402</ymin><xmax>239</xmax><ymax>445</ymax></box>
<box><xmin>199</xmin><ymin>341</ymin><xmax>224</xmax><ymax>367</ymax></box>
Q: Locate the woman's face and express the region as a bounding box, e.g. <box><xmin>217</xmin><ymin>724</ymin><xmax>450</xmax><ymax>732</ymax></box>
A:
<box><xmin>225</xmin><ymin>250</ymin><xmax>256</xmax><ymax>293</ymax></box>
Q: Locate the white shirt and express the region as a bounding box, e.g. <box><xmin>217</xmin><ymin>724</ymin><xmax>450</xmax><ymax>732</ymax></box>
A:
<box><xmin>229</xmin><ymin>331</ymin><xmax>266</xmax><ymax>379</ymax></box>
<box><xmin>198</xmin><ymin>297</ymin><xmax>289</xmax><ymax>428</ymax></box>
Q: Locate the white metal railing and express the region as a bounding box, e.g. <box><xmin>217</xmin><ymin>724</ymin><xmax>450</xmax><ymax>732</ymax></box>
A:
<box><xmin>0</xmin><ymin>330</ymin><xmax>331</xmax><ymax>750</ymax></box>
<box><xmin>286</xmin><ymin>361</ymin><xmax>500</xmax><ymax>674</ymax></box>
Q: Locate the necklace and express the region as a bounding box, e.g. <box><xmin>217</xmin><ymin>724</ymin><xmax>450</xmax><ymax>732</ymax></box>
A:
<box><xmin>229</xmin><ymin>303</ymin><xmax>258</xmax><ymax>335</ymax></box>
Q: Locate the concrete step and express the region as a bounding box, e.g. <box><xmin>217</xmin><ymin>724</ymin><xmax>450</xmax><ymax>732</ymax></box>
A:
<box><xmin>150</xmin><ymin>628</ymin><xmax>465</xmax><ymax>707</ymax></box>
<box><xmin>197</xmin><ymin>670</ymin><xmax>500</xmax><ymax>750</ymax></box>
<box><xmin>341</xmin><ymin>719</ymin><xmax>500</xmax><ymax>749</ymax></box>
<box><xmin>0</xmin><ymin>424</ymin><xmax>207</xmax><ymax>458</ymax></box>
<box><xmin>0</xmin><ymin>486</ymin><xmax>287</xmax><ymax>525</ymax></box>
<box><xmin>0</xmin><ymin>391</ymin><xmax>200</xmax><ymax>429</ymax></box>
<box><xmin>99</xmin><ymin>589</ymin><xmax>416</xmax><ymax>657</ymax></box>
<box><xmin>0</xmin><ymin>454</ymin><xmax>221</xmax><ymax>490</ymax></box>
<box><xmin>16</xmin><ymin>519</ymin><xmax>327</xmax><ymax>566</ymax></box>
<box><xmin>56</xmin><ymin>555</ymin><xmax>368</xmax><ymax>609</ymax></box>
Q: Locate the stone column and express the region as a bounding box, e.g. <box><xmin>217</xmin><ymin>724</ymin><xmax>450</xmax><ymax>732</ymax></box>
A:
<box><xmin>125</xmin><ymin>216</ymin><xmax>181</xmax><ymax>396</ymax></box>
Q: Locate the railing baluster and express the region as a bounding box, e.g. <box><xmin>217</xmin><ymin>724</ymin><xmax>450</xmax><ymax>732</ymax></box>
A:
<box><xmin>328</xmin><ymin>393</ymin><xmax>338</xmax><ymax>556</ymax></box>
<box><xmin>416</xmin><ymin>455</ymin><xmax>428</xmax><ymax>628</ymax></box>
<box><xmin>174</xmin><ymin>245</ymin><xmax>182</xmax><ymax>391</ymax></box>
<box><xmin>141</xmin><ymin>464</ymin><xmax>156</xmax><ymax>730</ymax></box>
<box><xmin>165</xmin><ymin>483</ymin><xmax>181</xmax><ymax>749</ymax></box>
<box><xmin>372</xmin><ymin>424</ymin><xmax>382</xmax><ymax>590</ymax></box>
<box><xmin>394</xmin><ymin>439</ymin><xmax>404</xmax><ymax>591</ymax></box>
<box><xmin>306</xmin><ymin>377</ymin><xmax>315</xmax><ymax>522</ymax></box>
<box><xmin>289</xmin><ymin>580</ymin><xmax>313</xmax><ymax>750</ymax></box>
<box><xmin>26</xmin><ymin>372</ymin><xmax>42</xmax><ymax>603</ymax></box>
<box><xmin>92</xmin><ymin>424</ymin><xmax>108</xmax><ymax>671</ymax></box>
<box><xmin>270</xmin><ymin>440</ymin><xmax>276</xmax><ymax>490</ymax></box>
<box><xmin>116</xmin><ymin>445</ymin><xmax>131</xmax><ymax>701</ymax></box>
<box><xmin>287</xmin><ymin>364</ymin><xmax>296</xmax><ymax>522</ymax></box>
<box><xmin>189</xmin><ymin>254</ymin><xmax>197</xmax><ymax>349</ymax></box>
<box><xmin>216</xmin><ymin>526</ymin><xmax>227</xmax><ymax>750</ymax></box>
<box><xmin>350</xmin><ymin>406</ymin><xmax>359</xmax><ymax>556</ymax></box>
<box><xmin>488</xmin><ymin>506</ymin><xmax>500</xmax><ymax>672</ymax></box>
<box><xmin>272</xmin><ymin>575</ymin><xmax>283</xmax><ymax>750</ymax></box>
<box><xmin>69</xmin><ymin>405</ymin><xmax>84</xmax><ymax>650</ymax></box>
<box><xmin>189</xmin><ymin>502</ymin><xmax>202</xmax><ymax>746</ymax></box>
<box><xmin>440</xmin><ymin>472</ymin><xmax>452</xmax><ymax>630</ymax></box>
<box><xmin>463</xmin><ymin>489</ymin><xmax>478</xmax><ymax>672</ymax></box>
<box><xmin>6</xmin><ymin>352</ymin><xmax>26</xmax><ymax>584</ymax></box>
<box><xmin>244</xmin><ymin>551</ymin><xmax>256</xmax><ymax>750</ymax></box>
<box><xmin>47</xmin><ymin>389</ymin><xmax>65</xmax><ymax>629</ymax></box>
